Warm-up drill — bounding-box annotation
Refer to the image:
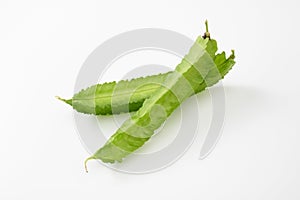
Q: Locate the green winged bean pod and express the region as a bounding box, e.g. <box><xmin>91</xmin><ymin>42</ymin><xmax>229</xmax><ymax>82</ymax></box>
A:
<box><xmin>84</xmin><ymin>22</ymin><xmax>236</xmax><ymax>170</ymax></box>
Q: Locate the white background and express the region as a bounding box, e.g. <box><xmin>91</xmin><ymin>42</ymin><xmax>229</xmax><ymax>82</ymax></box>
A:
<box><xmin>1</xmin><ymin>0</ymin><xmax>300</xmax><ymax>199</ymax></box>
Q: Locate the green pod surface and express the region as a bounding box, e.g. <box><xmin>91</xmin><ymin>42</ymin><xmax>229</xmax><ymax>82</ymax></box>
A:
<box><xmin>58</xmin><ymin>72</ymin><xmax>171</xmax><ymax>115</ymax></box>
<box><xmin>59</xmin><ymin>52</ymin><xmax>234</xmax><ymax>116</ymax></box>
<box><xmin>85</xmin><ymin>27</ymin><xmax>236</xmax><ymax>166</ymax></box>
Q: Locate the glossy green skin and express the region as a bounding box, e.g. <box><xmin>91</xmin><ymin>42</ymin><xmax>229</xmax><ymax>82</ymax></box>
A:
<box><xmin>65</xmin><ymin>50</ymin><xmax>234</xmax><ymax>115</ymax></box>
<box><xmin>87</xmin><ymin>37</ymin><xmax>236</xmax><ymax>164</ymax></box>
<box><xmin>69</xmin><ymin>72</ymin><xmax>171</xmax><ymax>115</ymax></box>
